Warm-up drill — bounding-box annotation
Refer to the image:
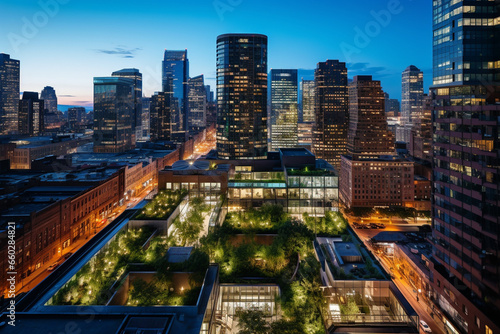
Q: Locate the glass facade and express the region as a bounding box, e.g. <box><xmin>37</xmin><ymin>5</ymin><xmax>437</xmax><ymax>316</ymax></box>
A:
<box><xmin>0</xmin><ymin>53</ymin><xmax>20</xmax><ymax>135</ymax></box>
<box><xmin>301</xmin><ymin>79</ymin><xmax>316</xmax><ymax>123</ymax></box>
<box><xmin>312</xmin><ymin>60</ymin><xmax>348</xmax><ymax>169</ymax></box>
<box><xmin>270</xmin><ymin>69</ymin><xmax>298</xmax><ymax>151</ymax></box>
<box><xmin>216</xmin><ymin>34</ymin><xmax>268</xmax><ymax>160</ymax></box>
<box><xmin>187</xmin><ymin>74</ymin><xmax>207</xmax><ymax>136</ymax></box>
<box><xmin>401</xmin><ymin>65</ymin><xmax>424</xmax><ymax>127</ymax></box>
<box><xmin>112</xmin><ymin>68</ymin><xmax>142</xmax><ymax>142</ymax></box>
<box><xmin>162</xmin><ymin>50</ymin><xmax>189</xmax><ymax>144</ymax></box>
<box><xmin>18</xmin><ymin>92</ymin><xmax>44</xmax><ymax>136</ymax></box>
<box><xmin>150</xmin><ymin>91</ymin><xmax>172</xmax><ymax>142</ymax></box>
<box><xmin>93</xmin><ymin>77</ymin><xmax>135</xmax><ymax>153</ymax></box>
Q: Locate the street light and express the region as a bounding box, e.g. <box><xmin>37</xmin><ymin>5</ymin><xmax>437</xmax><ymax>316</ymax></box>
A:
<box><xmin>417</xmin><ymin>288</ymin><xmax>421</xmax><ymax>302</ymax></box>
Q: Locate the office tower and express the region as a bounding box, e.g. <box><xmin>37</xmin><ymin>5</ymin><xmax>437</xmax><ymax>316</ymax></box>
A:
<box><xmin>270</xmin><ymin>69</ymin><xmax>298</xmax><ymax>151</ymax></box>
<box><xmin>93</xmin><ymin>76</ymin><xmax>135</xmax><ymax>153</ymax></box>
<box><xmin>205</xmin><ymin>85</ymin><xmax>214</xmax><ymax>103</ymax></box>
<box><xmin>409</xmin><ymin>93</ymin><xmax>432</xmax><ymax>163</ymax></box>
<box><xmin>384</xmin><ymin>92</ymin><xmax>400</xmax><ymax>117</ymax></box>
<box><xmin>112</xmin><ymin>68</ymin><xmax>142</xmax><ymax>143</ymax></box>
<box><xmin>162</xmin><ymin>50</ymin><xmax>188</xmax><ymax>144</ymax></box>
<box><xmin>18</xmin><ymin>92</ymin><xmax>44</xmax><ymax>136</ymax></box>
<box><xmin>149</xmin><ymin>92</ymin><xmax>171</xmax><ymax>142</ymax></box>
<box><xmin>40</xmin><ymin>86</ymin><xmax>58</xmax><ymax>114</ymax></box>
<box><xmin>187</xmin><ymin>75</ymin><xmax>207</xmax><ymax>137</ymax></box>
<box><xmin>0</xmin><ymin>53</ymin><xmax>20</xmax><ymax>135</ymax></box>
<box><xmin>68</xmin><ymin>107</ymin><xmax>86</xmax><ymax>131</ymax></box>
<box><xmin>141</xmin><ymin>97</ymin><xmax>151</xmax><ymax>140</ymax></box>
<box><xmin>216</xmin><ymin>34</ymin><xmax>268</xmax><ymax>160</ymax></box>
<box><xmin>430</xmin><ymin>1</ymin><xmax>500</xmax><ymax>334</ymax></box>
<box><xmin>347</xmin><ymin>76</ymin><xmax>395</xmax><ymax>158</ymax></box>
<box><xmin>301</xmin><ymin>79</ymin><xmax>315</xmax><ymax>123</ymax></box>
<box><xmin>312</xmin><ymin>60</ymin><xmax>348</xmax><ymax>169</ymax></box>
<box><xmin>401</xmin><ymin>65</ymin><xmax>424</xmax><ymax>126</ymax></box>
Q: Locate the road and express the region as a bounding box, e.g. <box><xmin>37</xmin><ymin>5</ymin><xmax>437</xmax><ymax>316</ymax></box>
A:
<box><xmin>15</xmin><ymin>186</ymin><xmax>154</xmax><ymax>296</ymax></box>
<box><xmin>345</xmin><ymin>214</ymin><xmax>446</xmax><ymax>334</ymax></box>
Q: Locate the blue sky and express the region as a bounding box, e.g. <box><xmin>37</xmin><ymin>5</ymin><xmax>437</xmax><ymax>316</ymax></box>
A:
<box><xmin>0</xmin><ymin>0</ymin><xmax>432</xmax><ymax>108</ymax></box>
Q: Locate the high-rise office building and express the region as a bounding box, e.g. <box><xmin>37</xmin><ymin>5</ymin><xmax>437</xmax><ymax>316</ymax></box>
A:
<box><xmin>401</xmin><ymin>65</ymin><xmax>424</xmax><ymax>126</ymax></box>
<box><xmin>270</xmin><ymin>69</ymin><xmax>298</xmax><ymax>151</ymax></box>
<box><xmin>384</xmin><ymin>92</ymin><xmax>400</xmax><ymax>117</ymax></box>
<box><xmin>205</xmin><ymin>85</ymin><xmax>214</xmax><ymax>103</ymax></box>
<box><xmin>93</xmin><ymin>76</ymin><xmax>135</xmax><ymax>153</ymax></box>
<box><xmin>347</xmin><ymin>76</ymin><xmax>395</xmax><ymax>158</ymax></box>
<box><xmin>0</xmin><ymin>53</ymin><xmax>20</xmax><ymax>135</ymax></box>
<box><xmin>68</xmin><ymin>107</ymin><xmax>86</xmax><ymax>131</ymax></box>
<box><xmin>216</xmin><ymin>34</ymin><xmax>268</xmax><ymax>160</ymax></box>
<box><xmin>312</xmin><ymin>60</ymin><xmax>348</xmax><ymax>169</ymax></box>
<box><xmin>112</xmin><ymin>68</ymin><xmax>142</xmax><ymax>142</ymax></box>
<box><xmin>19</xmin><ymin>92</ymin><xmax>44</xmax><ymax>136</ymax></box>
<box><xmin>149</xmin><ymin>92</ymin><xmax>171</xmax><ymax>142</ymax></box>
<box><xmin>187</xmin><ymin>75</ymin><xmax>207</xmax><ymax>137</ymax></box>
<box><xmin>409</xmin><ymin>93</ymin><xmax>432</xmax><ymax>164</ymax></box>
<box><xmin>430</xmin><ymin>1</ymin><xmax>500</xmax><ymax>334</ymax></box>
<box><xmin>141</xmin><ymin>97</ymin><xmax>151</xmax><ymax>140</ymax></box>
<box><xmin>40</xmin><ymin>86</ymin><xmax>58</xmax><ymax>114</ymax></box>
<box><xmin>301</xmin><ymin>79</ymin><xmax>315</xmax><ymax>123</ymax></box>
<box><xmin>162</xmin><ymin>50</ymin><xmax>188</xmax><ymax>144</ymax></box>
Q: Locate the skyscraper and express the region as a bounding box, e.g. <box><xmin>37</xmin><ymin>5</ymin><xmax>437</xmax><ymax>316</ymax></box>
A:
<box><xmin>409</xmin><ymin>93</ymin><xmax>432</xmax><ymax>164</ymax></box>
<box><xmin>0</xmin><ymin>53</ymin><xmax>20</xmax><ymax>135</ymax></box>
<box><xmin>112</xmin><ymin>68</ymin><xmax>142</xmax><ymax>142</ymax></box>
<box><xmin>216</xmin><ymin>33</ymin><xmax>268</xmax><ymax>160</ymax></box>
<box><xmin>430</xmin><ymin>1</ymin><xmax>500</xmax><ymax>334</ymax></box>
<box><xmin>68</xmin><ymin>107</ymin><xmax>86</xmax><ymax>131</ymax></box>
<box><xmin>270</xmin><ymin>69</ymin><xmax>298</xmax><ymax>151</ymax></box>
<box><xmin>401</xmin><ymin>65</ymin><xmax>424</xmax><ymax>126</ymax></box>
<box><xmin>150</xmin><ymin>92</ymin><xmax>171</xmax><ymax>142</ymax></box>
<box><xmin>93</xmin><ymin>76</ymin><xmax>135</xmax><ymax>153</ymax></box>
<box><xmin>162</xmin><ymin>50</ymin><xmax>188</xmax><ymax>144</ymax></box>
<box><xmin>187</xmin><ymin>74</ymin><xmax>207</xmax><ymax>137</ymax></box>
<box><xmin>301</xmin><ymin>79</ymin><xmax>315</xmax><ymax>123</ymax></box>
<box><xmin>347</xmin><ymin>76</ymin><xmax>395</xmax><ymax>158</ymax></box>
<box><xmin>40</xmin><ymin>86</ymin><xmax>58</xmax><ymax>114</ymax></box>
<box><xmin>312</xmin><ymin>60</ymin><xmax>348</xmax><ymax>169</ymax></box>
<box><xmin>141</xmin><ymin>97</ymin><xmax>151</xmax><ymax>140</ymax></box>
<box><xmin>18</xmin><ymin>92</ymin><xmax>44</xmax><ymax>136</ymax></box>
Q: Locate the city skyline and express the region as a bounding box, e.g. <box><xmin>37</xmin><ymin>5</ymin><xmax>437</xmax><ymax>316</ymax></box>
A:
<box><xmin>1</xmin><ymin>0</ymin><xmax>432</xmax><ymax>108</ymax></box>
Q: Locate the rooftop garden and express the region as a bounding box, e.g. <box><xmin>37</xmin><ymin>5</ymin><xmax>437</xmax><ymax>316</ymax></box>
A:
<box><xmin>135</xmin><ymin>188</ymin><xmax>188</xmax><ymax>220</ymax></box>
<box><xmin>169</xmin><ymin>196</ymin><xmax>211</xmax><ymax>246</ymax></box>
<box><xmin>50</xmin><ymin>222</ymin><xmax>209</xmax><ymax>306</ymax></box>
<box><xmin>303</xmin><ymin>211</ymin><xmax>348</xmax><ymax>236</ymax></box>
<box><xmin>287</xmin><ymin>166</ymin><xmax>330</xmax><ymax>176</ymax></box>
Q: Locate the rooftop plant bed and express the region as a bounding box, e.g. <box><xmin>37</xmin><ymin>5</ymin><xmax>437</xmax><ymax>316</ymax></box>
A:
<box><xmin>287</xmin><ymin>167</ymin><xmax>331</xmax><ymax>176</ymax></box>
<box><xmin>135</xmin><ymin>188</ymin><xmax>188</xmax><ymax>220</ymax></box>
<box><xmin>302</xmin><ymin>211</ymin><xmax>348</xmax><ymax>236</ymax></box>
<box><xmin>223</xmin><ymin>204</ymin><xmax>289</xmax><ymax>233</ymax></box>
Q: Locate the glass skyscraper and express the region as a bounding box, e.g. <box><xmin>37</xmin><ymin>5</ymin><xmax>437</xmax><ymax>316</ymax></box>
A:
<box><xmin>18</xmin><ymin>91</ymin><xmax>44</xmax><ymax>136</ymax></box>
<box><xmin>270</xmin><ymin>69</ymin><xmax>298</xmax><ymax>151</ymax></box>
<box><xmin>401</xmin><ymin>65</ymin><xmax>424</xmax><ymax>126</ymax></box>
<box><xmin>93</xmin><ymin>76</ymin><xmax>135</xmax><ymax>153</ymax></box>
<box><xmin>40</xmin><ymin>86</ymin><xmax>58</xmax><ymax>114</ymax></box>
<box><xmin>162</xmin><ymin>50</ymin><xmax>189</xmax><ymax>144</ymax></box>
<box><xmin>187</xmin><ymin>74</ymin><xmax>207</xmax><ymax>137</ymax></box>
<box><xmin>0</xmin><ymin>53</ymin><xmax>20</xmax><ymax>135</ymax></box>
<box><xmin>430</xmin><ymin>1</ymin><xmax>500</xmax><ymax>334</ymax></box>
<box><xmin>301</xmin><ymin>79</ymin><xmax>315</xmax><ymax>124</ymax></box>
<box><xmin>312</xmin><ymin>60</ymin><xmax>348</xmax><ymax>169</ymax></box>
<box><xmin>112</xmin><ymin>68</ymin><xmax>142</xmax><ymax>143</ymax></box>
<box><xmin>216</xmin><ymin>33</ymin><xmax>268</xmax><ymax>160</ymax></box>
<box><xmin>150</xmin><ymin>91</ymin><xmax>172</xmax><ymax>142</ymax></box>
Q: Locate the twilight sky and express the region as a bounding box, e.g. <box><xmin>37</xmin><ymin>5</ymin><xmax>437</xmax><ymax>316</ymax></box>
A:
<box><xmin>0</xmin><ymin>0</ymin><xmax>432</xmax><ymax>109</ymax></box>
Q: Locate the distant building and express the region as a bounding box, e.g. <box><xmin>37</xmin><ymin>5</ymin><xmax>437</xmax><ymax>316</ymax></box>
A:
<box><xmin>68</xmin><ymin>107</ymin><xmax>86</xmax><ymax>131</ymax></box>
<box><xmin>270</xmin><ymin>69</ymin><xmax>298</xmax><ymax>151</ymax></box>
<box><xmin>19</xmin><ymin>92</ymin><xmax>44</xmax><ymax>136</ymax></box>
<box><xmin>141</xmin><ymin>97</ymin><xmax>151</xmax><ymax>140</ymax></box>
<box><xmin>301</xmin><ymin>79</ymin><xmax>315</xmax><ymax>123</ymax></box>
<box><xmin>216</xmin><ymin>34</ymin><xmax>268</xmax><ymax>160</ymax></box>
<box><xmin>384</xmin><ymin>92</ymin><xmax>400</xmax><ymax>117</ymax></box>
<box><xmin>0</xmin><ymin>53</ymin><xmax>20</xmax><ymax>135</ymax></box>
<box><xmin>40</xmin><ymin>86</ymin><xmax>58</xmax><ymax>114</ymax></box>
<box><xmin>401</xmin><ymin>65</ymin><xmax>423</xmax><ymax>127</ymax></box>
<box><xmin>409</xmin><ymin>93</ymin><xmax>432</xmax><ymax>163</ymax></box>
<box><xmin>112</xmin><ymin>68</ymin><xmax>142</xmax><ymax>142</ymax></box>
<box><xmin>312</xmin><ymin>60</ymin><xmax>348</xmax><ymax>169</ymax></box>
<box><xmin>205</xmin><ymin>85</ymin><xmax>214</xmax><ymax>103</ymax></box>
<box><xmin>93</xmin><ymin>76</ymin><xmax>136</xmax><ymax>153</ymax></box>
<box><xmin>150</xmin><ymin>92</ymin><xmax>172</xmax><ymax>142</ymax></box>
<box><xmin>187</xmin><ymin>75</ymin><xmax>207</xmax><ymax>137</ymax></box>
<box><xmin>162</xmin><ymin>50</ymin><xmax>189</xmax><ymax>144</ymax></box>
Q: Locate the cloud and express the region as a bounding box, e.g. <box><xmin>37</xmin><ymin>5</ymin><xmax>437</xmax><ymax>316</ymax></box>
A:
<box><xmin>94</xmin><ymin>47</ymin><xmax>141</xmax><ymax>58</ymax></box>
<box><xmin>59</xmin><ymin>94</ymin><xmax>75</xmax><ymax>97</ymax></box>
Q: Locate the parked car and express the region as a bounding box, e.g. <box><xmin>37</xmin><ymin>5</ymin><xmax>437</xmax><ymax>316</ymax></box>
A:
<box><xmin>63</xmin><ymin>252</ymin><xmax>73</xmax><ymax>260</ymax></box>
<box><xmin>47</xmin><ymin>263</ymin><xmax>59</xmax><ymax>271</ymax></box>
<box><xmin>420</xmin><ymin>320</ymin><xmax>432</xmax><ymax>333</ymax></box>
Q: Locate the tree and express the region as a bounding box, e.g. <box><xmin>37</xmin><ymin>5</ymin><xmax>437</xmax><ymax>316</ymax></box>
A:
<box><xmin>236</xmin><ymin>309</ymin><xmax>270</xmax><ymax>334</ymax></box>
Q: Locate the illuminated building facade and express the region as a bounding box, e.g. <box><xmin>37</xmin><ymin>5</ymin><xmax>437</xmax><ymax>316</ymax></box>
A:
<box><xmin>0</xmin><ymin>53</ymin><xmax>20</xmax><ymax>135</ymax></box>
<box><xmin>216</xmin><ymin>33</ymin><xmax>268</xmax><ymax>160</ymax></box>
<box><xmin>270</xmin><ymin>69</ymin><xmax>298</xmax><ymax>151</ymax></box>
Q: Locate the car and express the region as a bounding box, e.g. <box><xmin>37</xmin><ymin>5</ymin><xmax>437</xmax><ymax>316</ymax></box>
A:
<box><xmin>419</xmin><ymin>320</ymin><xmax>432</xmax><ymax>333</ymax></box>
<box><xmin>63</xmin><ymin>252</ymin><xmax>73</xmax><ymax>260</ymax></box>
<box><xmin>47</xmin><ymin>263</ymin><xmax>59</xmax><ymax>271</ymax></box>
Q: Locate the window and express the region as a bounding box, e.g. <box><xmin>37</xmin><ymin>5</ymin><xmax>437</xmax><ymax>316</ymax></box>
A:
<box><xmin>475</xmin><ymin>316</ymin><xmax>480</xmax><ymax>328</ymax></box>
<box><xmin>485</xmin><ymin>325</ymin><xmax>492</xmax><ymax>334</ymax></box>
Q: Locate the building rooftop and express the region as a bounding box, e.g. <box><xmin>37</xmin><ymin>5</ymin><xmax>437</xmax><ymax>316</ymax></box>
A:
<box><xmin>279</xmin><ymin>147</ymin><xmax>314</xmax><ymax>157</ymax></box>
<box><xmin>167</xmin><ymin>247</ymin><xmax>194</xmax><ymax>263</ymax></box>
<box><xmin>39</xmin><ymin>167</ymin><xmax>121</xmax><ymax>182</ymax></box>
